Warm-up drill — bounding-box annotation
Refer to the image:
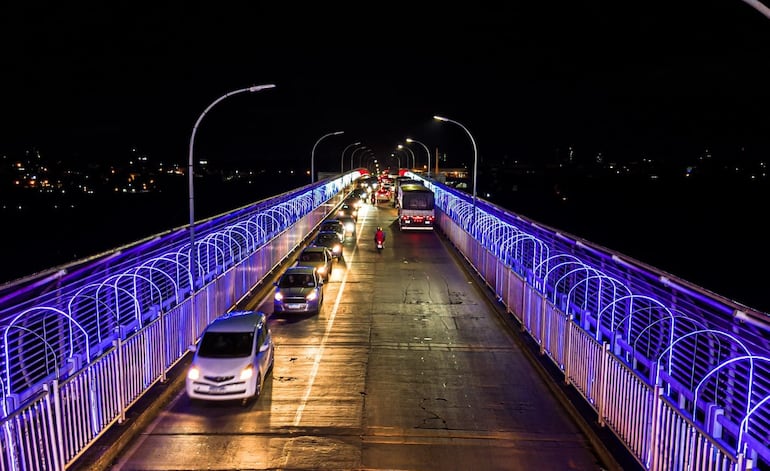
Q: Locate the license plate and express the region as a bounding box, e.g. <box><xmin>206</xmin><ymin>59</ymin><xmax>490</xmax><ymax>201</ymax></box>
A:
<box><xmin>287</xmin><ymin>303</ymin><xmax>303</xmax><ymax>310</ymax></box>
<box><xmin>207</xmin><ymin>385</ymin><xmax>225</xmax><ymax>393</ymax></box>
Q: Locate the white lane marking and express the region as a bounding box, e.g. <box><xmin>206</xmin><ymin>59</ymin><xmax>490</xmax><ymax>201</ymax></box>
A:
<box><xmin>292</xmin><ymin>218</ymin><xmax>360</xmax><ymax>426</ymax></box>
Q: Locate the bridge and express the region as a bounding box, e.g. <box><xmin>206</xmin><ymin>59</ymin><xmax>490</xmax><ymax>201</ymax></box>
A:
<box><xmin>0</xmin><ymin>171</ymin><xmax>768</xmax><ymax>470</ymax></box>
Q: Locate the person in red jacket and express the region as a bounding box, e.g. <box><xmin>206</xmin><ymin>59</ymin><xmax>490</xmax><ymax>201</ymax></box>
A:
<box><xmin>374</xmin><ymin>227</ymin><xmax>385</xmax><ymax>249</ymax></box>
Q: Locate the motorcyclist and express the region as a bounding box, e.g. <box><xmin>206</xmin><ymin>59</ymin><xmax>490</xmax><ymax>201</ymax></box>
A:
<box><xmin>374</xmin><ymin>227</ymin><xmax>385</xmax><ymax>248</ymax></box>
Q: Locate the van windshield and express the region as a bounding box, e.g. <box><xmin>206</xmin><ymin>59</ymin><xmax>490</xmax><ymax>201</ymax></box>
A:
<box><xmin>198</xmin><ymin>331</ymin><xmax>254</xmax><ymax>357</ymax></box>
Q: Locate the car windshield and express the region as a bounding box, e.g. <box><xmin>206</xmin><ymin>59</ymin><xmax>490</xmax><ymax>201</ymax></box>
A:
<box><xmin>198</xmin><ymin>331</ymin><xmax>254</xmax><ymax>358</ymax></box>
<box><xmin>300</xmin><ymin>252</ymin><xmax>324</xmax><ymax>262</ymax></box>
<box><xmin>279</xmin><ymin>273</ymin><xmax>314</xmax><ymax>288</ymax></box>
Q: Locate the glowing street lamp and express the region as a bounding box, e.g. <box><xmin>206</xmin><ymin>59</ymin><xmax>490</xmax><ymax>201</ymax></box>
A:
<box><xmin>341</xmin><ymin>141</ymin><xmax>361</xmax><ymax>173</ymax></box>
<box><xmin>433</xmin><ymin>114</ymin><xmax>478</xmax><ymax>223</ymax></box>
<box><xmin>351</xmin><ymin>145</ymin><xmax>368</xmax><ymax>170</ymax></box>
<box><xmin>397</xmin><ymin>144</ymin><xmax>415</xmax><ymax>170</ymax></box>
<box><xmin>390</xmin><ymin>152</ymin><xmax>401</xmax><ymax>170</ymax></box>
<box><xmin>311</xmin><ymin>131</ymin><xmax>344</xmax><ymax>182</ymax></box>
<box><xmin>405</xmin><ymin>137</ymin><xmax>431</xmax><ymax>177</ymax></box>
<box><xmin>188</xmin><ymin>84</ymin><xmax>275</xmax><ymax>288</ymax></box>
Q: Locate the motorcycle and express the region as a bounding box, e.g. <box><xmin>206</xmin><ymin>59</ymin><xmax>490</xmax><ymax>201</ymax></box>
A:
<box><xmin>375</xmin><ymin>240</ymin><xmax>384</xmax><ymax>251</ymax></box>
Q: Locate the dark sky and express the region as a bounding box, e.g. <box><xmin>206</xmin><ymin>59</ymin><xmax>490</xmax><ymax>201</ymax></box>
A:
<box><xmin>2</xmin><ymin>2</ymin><xmax>770</xmax><ymax>171</ymax></box>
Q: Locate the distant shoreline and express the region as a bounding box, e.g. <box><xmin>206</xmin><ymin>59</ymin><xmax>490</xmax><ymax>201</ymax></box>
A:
<box><xmin>3</xmin><ymin>175</ymin><xmax>767</xmax><ymax>314</ymax></box>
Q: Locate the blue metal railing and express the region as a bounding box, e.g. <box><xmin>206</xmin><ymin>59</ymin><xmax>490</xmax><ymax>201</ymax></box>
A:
<box><xmin>415</xmin><ymin>173</ymin><xmax>770</xmax><ymax>470</ymax></box>
<box><xmin>1</xmin><ymin>169</ymin><xmax>768</xmax><ymax>470</ymax></box>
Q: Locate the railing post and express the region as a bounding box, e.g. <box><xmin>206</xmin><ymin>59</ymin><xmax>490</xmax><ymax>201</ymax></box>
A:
<box><xmin>564</xmin><ymin>314</ymin><xmax>574</xmax><ymax>385</ymax></box>
<box><xmin>49</xmin><ymin>380</ymin><xmax>65</xmax><ymax>470</ymax></box>
<box><xmin>159</xmin><ymin>309</ymin><xmax>167</xmax><ymax>383</ymax></box>
<box><xmin>539</xmin><ymin>299</ymin><xmax>547</xmax><ymax>355</ymax></box>
<box><xmin>114</xmin><ymin>335</ymin><xmax>127</xmax><ymax>424</ymax></box>
<box><xmin>648</xmin><ymin>383</ymin><xmax>663</xmax><ymax>471</ymax></box>
<box><xmin>597</xmin><ymin>342</ymin><xmax>611</xmax><ymax>427</ymax></box>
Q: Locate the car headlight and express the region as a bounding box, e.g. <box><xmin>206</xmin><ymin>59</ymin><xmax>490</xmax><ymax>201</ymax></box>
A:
<box><xmin>306</xmin><ymin>291</ymin><xmax>318</xmax><ymax>301</ymax></box>
<box><xmin>333</xmin><ymin>245</ymin><xmax>341</xmax><ymax>253</ymax></box>
<box><xmin>188</xmin><ymin>366</ymin><xmax>200</xmax><ymax>380</ymax></box>
<box><xmin>345</xmin><ymin>223</ymin><xmax>355</xmax><ymax>231</ymax></box>
<box><xmin>274</xmin><ymin>292</ymin><xmax>283</xmax><ymax>301</ymax></box>
<box><xmin>240</xmin><ymin>364</ymin><xmax>254</xmax><ymax>380</ymax></box>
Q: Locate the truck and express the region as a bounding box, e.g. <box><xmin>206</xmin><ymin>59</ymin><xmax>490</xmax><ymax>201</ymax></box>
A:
<box><xmin>397</xmin><ymin>183</ymin><xmax>435</xmax><ymax>231</ymax></box>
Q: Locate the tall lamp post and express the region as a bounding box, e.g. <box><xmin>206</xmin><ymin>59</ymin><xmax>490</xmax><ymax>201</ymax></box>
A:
<box><xmin>340</xmin><ymin>141</ymin><xmax>361</xmax><ymax>173</ymax></box>
<box><xmin>397</xmin><ymin>144</ymin><xmax>415</xmax><ymax>170</ymax></box>
<box><xmin>434</xmin><ymin>115</ymin><xmax>478</xmax><ymax>223</ymax></box>
<box><xmin>351</xmin><ymin>145</ymin><xmax>368</xmax><ymax>170</ymax></box>
<box><xmin>406</xmin><ymin>137</ymin><xmax>431</xmax><ymax>177</ymax></box>
<box><xmin>357</xmin><ymin>149</ymin><xmax>373</xmax><ymax>168</ymax></box>
<box><xmin>389</xmin><ymin>153</ymin><xmax>401</xmax><ymax>172</ymax></box>
<box><xmin>188</xmin><ymin>83</ymin><xmax>275</xmax><ymax>288</ymax></box>
<box><xmin>311</xmin><ymin>131</ymin><xmax>344</xmax><ymax>182</ymax></box>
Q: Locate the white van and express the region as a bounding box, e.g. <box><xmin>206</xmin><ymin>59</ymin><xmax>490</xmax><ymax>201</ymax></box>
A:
<box><xmin>186</xmin><ymin>310</ymin><xmax>274</xmax><ymax>405</ymax></box>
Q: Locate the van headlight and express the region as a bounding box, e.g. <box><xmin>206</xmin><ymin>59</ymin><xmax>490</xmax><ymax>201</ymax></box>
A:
<box><xmin>274</xmin><ymin>292</ymin><xmax>283</xmax><ymax>301</ymax></box>
<box><xmin>306</xmin><ymin>291</ymin><xmax>318</xmax><ymax>301</ymax></box>
<box><xmin>188</xmin><ymin>366</ymin><xmax>201</xmax><ymax>380</ymax></box>
<box><xmin>240</xmin><ymin>364</ymin><xmax>254</xmax><ymax>380</ymax></box>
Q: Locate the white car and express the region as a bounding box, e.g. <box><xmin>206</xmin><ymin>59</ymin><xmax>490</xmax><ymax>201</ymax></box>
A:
<box><xmin>186</xmin><ymin>310</ymin><xmax>274</xmax><ymax>405</ymax></box>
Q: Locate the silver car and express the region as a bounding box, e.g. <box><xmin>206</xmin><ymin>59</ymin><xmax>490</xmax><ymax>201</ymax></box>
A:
<box><xmin>186</xmin><ymin>310</ymin><xmax>274</xmax><ymax>405</ymax></box>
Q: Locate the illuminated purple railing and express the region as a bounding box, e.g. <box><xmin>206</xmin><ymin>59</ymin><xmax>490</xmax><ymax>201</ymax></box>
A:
<box><xmin>1</xmin><ymin>168</ymin><xmax>768</xmax><ymax>470</ymax></box>
<box><xmin>415</xmin><ymin>173</ymin><xmax>770</xmax><ymax>470</ymax></box>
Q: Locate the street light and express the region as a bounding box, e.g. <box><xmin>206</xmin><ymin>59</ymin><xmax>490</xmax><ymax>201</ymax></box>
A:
<box><xmin>390</xmin><ymin>152</ymin><xmax>401</xmax><ymax>171</ymax></box>
<box><xmin>397</xmin><ymin>144</ymin><xmax>415</xmax><ymax>170</ymax></box>
<box><xmin>405</xmin><ymin>137</ymin><xmax>431</xmax><ymax>177</ymax></box>
<box><xmin>188</xmin><ymin>83</ymin><xmax>275</xmax><ymax>289</ymax></box>
<box><xmin>357</xmin><ymin>149</ymin><xmax>374</xmax><ymax>168</ymax></box>
<box><xmin>434</xmin><ymin>115</ymin><xmax>478</xmax><ymax>223</ymax></box>
<box><xmin>311</xmin><ymin>131</ymin><xmax>344</xmax><ymax>182</ymax></box>
<box><xmin>340</xmin><ymin>141</ymin><xmax>361</xmax><ymax>173</ymax></box>
<box><xmin>351</xmin><ymin>145</ymin><xmax>368</xmax><ymax>170</ymax></box>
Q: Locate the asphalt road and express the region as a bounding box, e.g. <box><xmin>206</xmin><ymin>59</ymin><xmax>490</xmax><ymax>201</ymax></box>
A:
<box><xmin>81</xmin><ymin>202</ymin><xmax>633</xmax><ymax>471</ymax></box>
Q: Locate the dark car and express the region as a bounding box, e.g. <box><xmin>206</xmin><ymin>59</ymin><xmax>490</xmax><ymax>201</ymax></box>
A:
<box><xmin>336</xmin><ymin>202</ymin><xmax>358</xmax><ymax>221</ymax></box>
<box><xmin>320</xmin><ymin>219</ymin><xmax>345</xmax><ymax>243</ymax></box>
<box><xmin>295</xmin><ymin>246</ymin><xmax>334</xmax><ymax>281</ymax></box>
<box><xmin>337</xmin><ymin>215</ymin><xmax>357</xmax><ymax>240</ymax></box>
<box><xmin>273</xmin><ymin>266</ymin><xmax>324</xmax><ymax>314</ymax></box>
<box><xmin>312</xmin><ymin>230</ymin><xmax>343</xmax><ymax>259</ymax></box>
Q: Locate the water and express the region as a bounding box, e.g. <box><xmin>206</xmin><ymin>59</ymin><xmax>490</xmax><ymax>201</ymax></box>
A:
<box><xmin>3</xmin><ymin>173</ymin><xmax>767</xmax><ymax>314</ymax></box>
<box><xmin>492</xmin><ymin>174</ymin><xmax>769</xmax><ymax>314</ymax></box>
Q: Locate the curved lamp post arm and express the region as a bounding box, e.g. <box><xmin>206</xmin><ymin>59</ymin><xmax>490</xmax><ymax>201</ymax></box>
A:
<box><xmin>340</xmin><ymin>141</ymin><xmax>361</xmax><ymax>173</ymax></box>
<box><xmin>311</xmin><ymin>131</ymin><xmax>344</xmax><ymax>183</ymax></box>
<box><xmin>433</xmin><ymin>115</ymin><xmax>477</xmax><ymax>207</ymax></box>
<box><xmin>406</xmin><ymin>138</ymin><xmax>431</xmax><ymax>177</ymax></box>
<box><xmin>397</xmin><ymin>144</ymin><xmax>414</xmax><ymax>170</ymax></box>
<box><xmin>188</xmin><ymin>84</ymin><xmax>275</xmax><ymax>282</ymax></box>
<box><xmin>358</xmin><ymin>150</ymin><xmax>373</xmax><ymax>168</ymax></box>
<box><xmin>351</xmin><ymin>146</ymin><xmax>368</xmax><ymax>170</ymax></box>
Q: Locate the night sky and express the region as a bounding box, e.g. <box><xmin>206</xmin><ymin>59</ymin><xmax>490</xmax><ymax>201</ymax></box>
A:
<box><xmin>3</xmin><ymin>2</ymin><xmax>770</xmax><ymax>170</ymax></box>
